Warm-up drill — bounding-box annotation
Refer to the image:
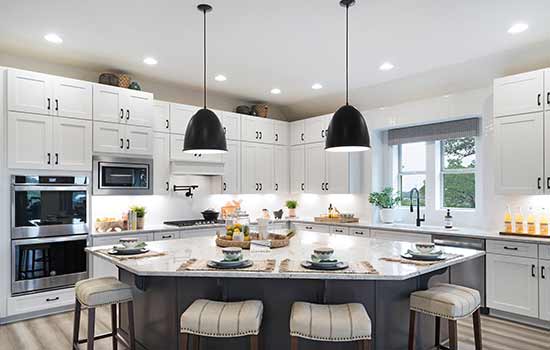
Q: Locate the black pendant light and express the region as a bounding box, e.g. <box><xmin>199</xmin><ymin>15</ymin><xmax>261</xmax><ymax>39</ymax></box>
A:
<box><xmin>183</xmin><ymin>4</ymin><xmax>227</xmax><ymax>154</ymax></box>
<box><xmin>325</xmin><ymin>0</ymin><xmax>371</xmax><ymax>152</ymax></box>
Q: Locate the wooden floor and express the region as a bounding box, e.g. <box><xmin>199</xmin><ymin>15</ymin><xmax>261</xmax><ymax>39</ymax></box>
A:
<box><xmin>0</xmin><ymin>308</ymin><xmax>548</xmax><ymax>349</ymax></box>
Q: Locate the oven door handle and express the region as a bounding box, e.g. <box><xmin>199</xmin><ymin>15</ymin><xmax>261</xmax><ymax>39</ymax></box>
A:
<box><xmin>11</xmin><ymin>234</ymin><xmax>88</xmax><ymax>246</ymax></box>
<box><xmin>13</xmin><ymin>185</ymin><xmax>89</xmax><ymax>192</ymax></box>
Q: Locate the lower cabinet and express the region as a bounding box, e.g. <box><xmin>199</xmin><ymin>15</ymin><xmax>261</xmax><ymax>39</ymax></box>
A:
<box><xmin>330</xmin><ymin>226</ymin><xmax>349</xmax><ymax>235</ymax></box>
<box><xmin>7</xmin><ymin>288</ymin><xmax>76</xmax><ymax>316</ymax></box>
<box><xmin>291</xmin><ymin>223</ymin><xmax>330</xmax><ymax>234</ymax></box>
<box><xmin>539</xmin><ymin>259</ymin><xmax>550</xmax><ymax>321</ymax></box>
<box><xmin>486</xmin><ymin>253</ymin><xmax>539</xmax><ymax>318</ymax></box>
<box><xmin>370</xmin><ymin>229</ymin><xmax>431</xmax><ymax>243</ymax></box>
<box><xmin>180</xmin><ymin>228</ymin><xmax>220</xmax><ymax>238</ymax></box>
<box><xmin>154</xmin><ymin>231</ymin><xmax>180</xmax><ymax>240</ymax></box>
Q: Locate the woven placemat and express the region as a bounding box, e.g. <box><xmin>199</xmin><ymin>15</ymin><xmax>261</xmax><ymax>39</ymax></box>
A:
<box><xmin>278</xmin><ymin>259</ymin><xmax>379</xmax><ymax>274</ymax></box>
<box><xmin>177</xmin><ymin>259</ymin><xmax>276</xmax><ymax>272</ymax></box>
<box><xmin>379</xmin><ymin>253</ymin><xmax>463</xmax><ymax>266</ymax></box>
<box><xmin>97</xmin><ymin>249</ymin><xmax>167</xmax><ymax>261</ymax></box>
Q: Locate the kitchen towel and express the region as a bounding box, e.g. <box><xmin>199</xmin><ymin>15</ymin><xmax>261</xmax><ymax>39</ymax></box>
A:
<box><xmin>279</xmin><ymin>259</ymin><xmax>379</xmax><ymax>275</ymax></box>
<box><xmin>178</xmin><ymin>259</ymin><xmax>276</xmax><ymax>272</ymax></box>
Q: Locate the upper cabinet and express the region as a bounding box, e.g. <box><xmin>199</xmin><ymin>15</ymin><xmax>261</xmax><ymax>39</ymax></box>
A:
<box><xmin>170</xmin><ymin>103</ymin><xmax>197</xmax><ymax>135</ymax></box>
<box><xmin>290</xmin><ymin>145</ymin><xmax>305</xmax><ymax>193</ymax></box>
<box><xmin>93</xmin><ymin>122</ymin><xmax>153</xmax><ymax>156</ymax></box>
<box><xmin>290</xmin><ymin>120</ymin><xmax>305</xmax><ymax>145</ymax></box>
<box><xmin>220</xmin><ymin>112</ymin><xmax>241</xmax><ymax>141</ymax></box>
<box><xmin>153</xmin><ymin>100</ymin><xmax>171</xmax><ymax>133</ymax></box>
<box><xmin>222</xmin><ymin>140</ymin><xmax>241</xmax><ymax>194</ymax></box>
<box><xmin>8</xmin><ymin>69</ymin><xmax>92</xmax><ymax>120</ymax></box>
<box><xmin>273</xmin><ymin>120</ymin><xmax>289</xmax><ymax>145</ymax></box>
<box><xmin>153</xmin><ymin>132</ymin><xmax>171</xmax><ymax>195</ymax></box>
<box><xmin>93</xmin><ymin>84</ymin><xmax>152</xmax><ymax>127</ymax></box>
<box><xmin>241</xmin><ymin>142</ymin><xmax>273</xmax><ymax>193</ymax></box>
<box><xmin>305</xmin><ymin>115</ymin><xmax>330</xmax><ymax>144</ymax></box>
<box><xmin>241</xmin><ymin>115</ymin><xmax>273</xmax><ymax>144</ymax></box>
<box><xmin>273</xmin><ymin>145</ymin><xmax>289</xmax><ymax>193</ymax></box>
<box><xmin>494</xmin><ymin>69</ymin><xmax>545</xmax><ymax>118</ymax></box>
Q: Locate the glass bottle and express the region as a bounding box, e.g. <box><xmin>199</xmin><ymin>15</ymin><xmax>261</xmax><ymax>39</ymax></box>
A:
<box><xmin>527</xmin><ymin>207</ymin><xmax>536</xmax><ymax>234</ymax></box>
<box><xmin>504</xmin><ymin>206</ymin><xmax>513</xmax><ymax>233</ymax></box>
<box><xmin>541</xmin><ymin>208</ymin><xmax>549</xmax><ymax>235</ymax></box>
<box><xmin>515</xmin><ymin>207</ymin><xmax>524</xmax><ymax>233</ymax></box>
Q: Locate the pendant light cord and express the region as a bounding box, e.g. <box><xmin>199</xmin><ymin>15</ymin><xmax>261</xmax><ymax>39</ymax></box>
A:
<box><xmin>203</xmin><ymin>8</ymin><xmax>207</xmax><ymax>109</ymax></box>
<box><xmin>345</xmin><ymin>3</ymin><xmax>349</xmax><ymax>106</ymax></box>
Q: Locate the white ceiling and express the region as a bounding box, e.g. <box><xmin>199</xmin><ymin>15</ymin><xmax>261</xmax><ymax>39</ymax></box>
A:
<box><xmin>2</xmin><ymin>0</ymin><xmax>550</xmax><ymax>118</ymax></box>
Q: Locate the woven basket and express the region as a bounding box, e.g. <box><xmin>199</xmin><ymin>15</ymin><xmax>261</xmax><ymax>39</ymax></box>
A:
<box><xmin>117</xmin><ymin>74</ymin><xmax>131</xmax><ymax>88</ymax></box>
<box><xmin>252</xmin><ymin>104</ymin><xmax>268</xmax><ymax>118</ymax></box>
<box><xmin>215</xmin><ymin>233</ymin><xmax>290</xmax><ymax>249</ymax></box>
<box><xmin>98</xmin><ymin>73</ymin><xmax>119</xmax><ymax>86</ymax></box>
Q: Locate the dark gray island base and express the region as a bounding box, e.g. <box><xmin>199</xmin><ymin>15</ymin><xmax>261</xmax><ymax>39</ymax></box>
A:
<box><xmin>117</xmin><ymin>268</ymin><xmax>452</xmax><ymax>350</ymax></box>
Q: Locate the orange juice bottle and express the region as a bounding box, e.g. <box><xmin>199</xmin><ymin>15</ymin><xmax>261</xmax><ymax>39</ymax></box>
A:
<box><xmin>515</xmin><ymin>207</ymin><xmax>524</xmax><ymax>233</ymax></box>
<box><xmin>527</xmin><ymin>207</ymin><xmax>536</xmax><ymax>234</ymax></box>
<box><xmin>541</xmin><ymin>208</ymin><xmax>549</xmax><ymax>235</ymax></box>
<box><xmin>504</xmin><ymin>206</ymin><xmax>513</xmax><ymax>233</ymax></box>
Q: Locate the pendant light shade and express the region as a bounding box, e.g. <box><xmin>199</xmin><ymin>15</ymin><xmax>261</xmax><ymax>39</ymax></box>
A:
<box><xmin>325</xmin><ymin>0</ymin><xmax>371</xmax><ymax>152</ymax></box>
<box><xmin>183</xmin><ymin>4</ymin><xmax>227</xmax><ymax>154</ymax></box>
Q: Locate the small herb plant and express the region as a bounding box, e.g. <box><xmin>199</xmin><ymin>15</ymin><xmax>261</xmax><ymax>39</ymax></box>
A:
<box><xmin>130</xmin><ymin>205</ymin><xmax>146</xmax><ymax>218</ymax></box>
<box><xmin>285</xmin><ymin>200</ymin><xmax>298</xmax><ymax>209</ymax></box>
<box><xmin>368</xmin><ymin>187</ymin><xmax>400</xmax><ymax>209</ymax></box>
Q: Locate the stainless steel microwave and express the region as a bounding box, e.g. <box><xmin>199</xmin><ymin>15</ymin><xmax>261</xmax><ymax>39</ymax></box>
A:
<box><xmin>93</xmin><ymin>156</ymin><xmax>153</xmax><ymax>195</ymax></box>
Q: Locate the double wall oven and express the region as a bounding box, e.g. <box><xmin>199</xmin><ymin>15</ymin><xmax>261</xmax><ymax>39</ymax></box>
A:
<box><xmin>11</xmin><ymin>175</ymin><xmax>89</xmax><ymax>295</ymax></box>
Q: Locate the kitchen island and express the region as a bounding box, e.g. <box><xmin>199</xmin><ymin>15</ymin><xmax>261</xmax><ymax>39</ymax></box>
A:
<box><xmin>87</xmin><ymin>231</ymin><xmax>484</xmax><ymax>350</ymax></box>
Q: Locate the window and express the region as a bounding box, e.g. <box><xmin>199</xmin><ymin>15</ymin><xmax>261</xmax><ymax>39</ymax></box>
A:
<box><xmin>397</xmin><ymin>142</ymin><xmax>426</xmax><ymax>206</ymax></box>
<box><xmin>440</xmin><ymin>137</ymin><xmax>476</xmax><ymax>208</ymax></box>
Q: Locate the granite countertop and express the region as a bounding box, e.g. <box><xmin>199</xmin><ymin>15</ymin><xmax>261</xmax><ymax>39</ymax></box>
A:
<box><xmin>86</xmin><ymin>231</ymin><xmax>484</xmax><ymax>281</ymax></box>
<box><xmin>91</xmin><ymin>223</ymin><xmax>225</xmax><ymax>237</ymax></box>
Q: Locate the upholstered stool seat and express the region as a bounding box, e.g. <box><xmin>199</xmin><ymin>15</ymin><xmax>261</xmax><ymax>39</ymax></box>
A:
<box><xmin>180</xmin><ymin>299</ymin><xmax>263</xmax><ymax>350</ymax></box>
<box><xmin>408</xmin><ymin>283</ymin><xmax>482</xmax><ymax>350</ymax></box>
<box><xmin>75</xmin><ymin>277</ymin><xmax>133</xmax><ymax>307</ymax></box>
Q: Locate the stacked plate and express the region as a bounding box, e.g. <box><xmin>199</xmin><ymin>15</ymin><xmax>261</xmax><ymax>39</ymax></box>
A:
<box><xmin>207</xmin><ymin>258</ymin><xmax>253</xmax><ymax>269</ymax></box>
<box><xmin>108</xmin><ymin>245</ymin><xmax>149</xmax><ymax>256</ymax></box>
<box><xmin>301</xmin><ymin>254</ymin><xmax>349</xmax><ymax>271</ymax></box>
<box><xmin>401</xmin><ymin>248</ymin><xmax>446</xmax><ymax>261</ymax></box>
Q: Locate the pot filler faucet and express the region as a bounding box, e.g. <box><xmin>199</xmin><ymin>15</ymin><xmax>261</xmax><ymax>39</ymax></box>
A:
<box><xmin>410</xmin><ymin>188</ymin><xmax>425</xmax><ymax>227</ymax></box>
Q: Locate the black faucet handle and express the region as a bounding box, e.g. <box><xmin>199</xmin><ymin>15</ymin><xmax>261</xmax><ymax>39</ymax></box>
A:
<box><xmin>421</xmin><ymin>214</ymin><xmax>426</xmax><ymax>222</ymax></box>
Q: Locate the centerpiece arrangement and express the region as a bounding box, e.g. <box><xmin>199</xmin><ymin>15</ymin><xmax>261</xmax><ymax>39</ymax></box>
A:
<box><xmin>368</xmin><ymin>187</ymin><xmax>400</xmax><ymax>224</ymax></box>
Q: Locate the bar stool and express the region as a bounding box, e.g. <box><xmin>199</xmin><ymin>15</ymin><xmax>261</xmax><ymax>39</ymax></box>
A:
<box><xmin>73</xmin><ymin>277</ymin><xmax>135</xmax><ymax>350</ymax></box>
<box><xmin>289</xmin><ymin>302</ymin><xmax>372</xmax><ymax>350</ymax></box>
<box><xmin>408</xmin><ymin>283</ymin><xmax>482</xmax><ymax>350</ymax></box>
<box><xmin>180</xmin><ymin>299</ymin><xmax>263</xmax><ymax>350</ymax></box>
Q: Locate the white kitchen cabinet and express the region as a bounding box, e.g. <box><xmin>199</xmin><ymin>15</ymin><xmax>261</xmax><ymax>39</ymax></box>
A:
<box><xmin>181</xmin><ymin>228</ymin><xmax>220</xmax><ymax>239</ymax></box>
<box><xmin>325</xmin><ymin>150</ymin><xmax>351</xmax><ymax>194</ymax></box>
<box><xmin>93</xmin><ymin>84</ymin><xmax>153</xmax><ymax>127</ymax></box>
<box><xmin>494</xmin><ymin>112</ymin><xmax>544</xmax><ymax>194</ymax></box>
<box><xmin>170</xmin><ymin>133</ymin><xmax>223</xmax><ymax>163</ymax></box>
<box><xmin>7</xmin><ymin>288</ymin><xmax>75</xmax><ymax>316</ymax></box>
<box><xmin>290</xmin><ymin>145</ymin><xmax>305</xmax><ymax>193</ymax></box>
<box><xmin>222</xmin><ymin>140</ymin><xmax>241</xmax><ymax>194</ymax></box>
<box><xmin>305</xmin><ymin>115</ymin><xmax>330</xmax><ymax>144</ymax></box>
<box><xmin>52</xmin><ymin>118</ymin><xmax>92</xmax><ymax>171</ymax></box>
<box><xmin>494</xmin><ymin>69</ymin><xmax>544</xmax><ymax>117</ymax></box>
<box><xmin>170</xmin><ymin>103</ymin><xmax>197</xmax><ymax>135</ymax></box>
<box><xmin>486</xmin><ymin>253</ymin><xmax>539</xmax><ymax>318</ymax></box>
<box><xmin>273</xmin><ymin>146</ymin><xmax>289</xmax><ymax>193</ymax></box>
<box><xmin>546</xmin><ymin>69</ymin><xmax>550</xmax><ymax>111</ymax></box>
<box><xmin>221</xmin><ymin>111</ymin><xmax>241</xmax><ymax>141</ymax></box>
<box><xmin>8</xmin><ymin>112</ymin><xmax>92</xmax><ymax>170</ymax></box>
<box><xmin>273</xmin><ymin>120</ymin><xmax>289</xmax><ymax>145</ymax></box>
<box><xmin>154</xmin><ymin>231</ymin><xmax>180</xmax><ymax>240</ymax></box>
<box><xmin>153</xmin><ymin>132</ymin><xmax>171</xmax><ymax>195</ymax></box>
<box><xmin>241</xmin><ymin>115</ymin><xmax>273</xmax><ymax>144</ymax></box>
<box><xmin>330</xmin><ymin>226</ymin><xmax>349</xmax><ymax>235</ymax></box>
<box><xmin>153</xmin><ymin>100</ymin><xmax>171</xmax><ymax>133</ymax></box>
<box><xmin>52</xmin><ymin>77</ymin><xmax>93</xmax><ymax>120</ymax></box>
<box><xmin>8</xmin><ymin>69</ymin><xmax>52</xmax><ymax>115</ymax></box>
<box><xmin>370</xmin><ymin>229</ymin><xmax>431</xmax><ymax>243</ymax></box>
<box><xmin>290</xmin><ymin>120</ymin><xmax>305</xmax><ymax>145</ymax></box>
<box><xmin>305</xmin><ymin>143</ymin><xmax>326</xmax><ymax>193</ymax></box>
<box><xmin>539</xmin><ymin>259</ymin><xmax>550</xmax><ymax>321</ymax></box>
<box><xmin>93</xmin><ymin>122</ymin><xmax>152</xmax><ymax>156</ymax></box>
<box><xmin>292</xmin><ymin>223</ymin><xmax>330</xmax><ymax>234</ymax></box>
<box><xmin>125</xmin><ymin>90</ymin><xmax>154</xmax><ymax>127</ymax></box>
<box><xmin>349</xmin><ymin>227</ymin><xmax>370</xmax><ymax>237</ymax></box>
<box><xmin>241</xmin><ymin>142</ymin><xmax>273</xmax><ymax>193</ymax></box>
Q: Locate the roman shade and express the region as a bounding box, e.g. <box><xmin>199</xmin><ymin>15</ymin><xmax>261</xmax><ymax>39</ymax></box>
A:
<box><xmin>388</xmin><ymin>117</ymin><xmax>480</xmax><ymax>145</ymax></box>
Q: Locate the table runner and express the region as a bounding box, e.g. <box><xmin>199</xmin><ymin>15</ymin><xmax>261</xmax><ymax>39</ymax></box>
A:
<box><xmin>97</xmin><ymin>249</ymin><xmax>167</xmax><ymax>261</ymax></box>
<box><xmin>379</xmin><ymin>253</ymin><xmax>463</xmax><ymax>266</ymax></box>
<box><xmin>178</xmin><ymin>259</ymin><xmax>276</xmax><ymax>272</ymax></box>
<box><xmin>278</xmin><ymin>259</ymin><xmax>379</xmax><ymax>274</ymax></box>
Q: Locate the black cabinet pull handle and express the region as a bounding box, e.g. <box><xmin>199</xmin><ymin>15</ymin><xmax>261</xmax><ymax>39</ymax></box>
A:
<box><xmin>55</xmin><ymin>99</ymin><xmax>59</xmax><ymax>111</ymax></box>
<box><xmin>503</xmin><ymin>246</ymin><xmax>518</xmax><ymax>251</ymax></box>
<box><xmin>126</xmin><ymin>109</ymin><xmax>130</xmax><ymax>120</ymax></box>
<box><xmin>255</xmin><ymin>183</ymin><xmax>259</xmax><ymax>191</ymax></box>
<box><xmin>538</xmin><ymin>177</ymin><xmax>542</xmax><ymax>190</ymax></box>
<box><xmin>547</xmin><ymin>177</ymin><xmax>550</xmax><ymax>190</ymax></box>
<box><xmin>55</xmin><ymin>153</ymin><xmax>59</xmax><ymax>165</ymax></box>
<box><xmin>223</xmin><ymin>126</ymin><xmax>227</xmax><ymax>134</ymax></box>
<box><xmin>355</xmin><ymin>231</ymin><xmax>363</xmax><ymax>235</ymax></box>
<box><xmin>275</xmin><ymin>133</ymin><xmax>278</xmax><ymax>142</ymax></box>
<box><xmin>275</xmin><ymin>183</ymin><xmax>278</xmax><ymax>191</ymax></box>
<box><xmin>47</xmin><ymin>98</ymin><xmax>51</xmax><ymax>110</ymax></box>
<box><xmin>162</xmin><ymin>235</ymin><xmax>172</xmax><ymax>239</ymax></box>
<box><xmin>321</xmin><ymin>130</ymin><xmax>325</xmax><ymax>138</ymax></box>
<box><xmin>166</xmin><ymin>182</ymin><xmax>169</xmax><ymax>191</ymax></box>
<box><xmin>542</xmin><ymin>266</ymin><xmax>546</xmax><ymax>279</ymax></box>
<box><xmin>547</xmin><ymin>92</ymin><xmax>550</xmax><ymax>105</ymax></box>
<box><xmin>120</xmin><ymin>138</ymin><xmax>124</xmax><ymax>149</ymax></box>
<box><xmin>255</xmin><ymin>131</ymin><xmax>259</xmax><ymax>139</ymax></box>
<box><xmin>259</xmin><ymin>131</ymin><xmax>262</xmax><ymax>139</ymax></box>
<box><xmin>301</xmin><ymin>133</ymin><xmax>304</xmax><ymax>141</ymax></box>
<box><xmin>321</xmin><ymin>183</ymin><xmax>325</xmax><ymax>191</ymax></box>
<box><xmin>259</xmin><ymin>183</ymin><xmax>262</xmax><ymax>191</ymax></box>
<box><xmin>46</xmin><ymin>297</ymin><xmax>59</xmax><ymax>302</ymax></box>
<box><xmin>223</xmin><ymin>182</ymin><xmax>227</xmax><ymax>191</ymax></box>
<box><xmin>47</xmin><ymin>153</ymin><xmax>51</xmax><ymax>165</ymax></box>
<box><xmin>301</xmin><ymin>183</ymin><xmax>305</xmax><ymax>191</ymax></box>
<box><xmin>538</xmin><ymin>94</ymin><xmax>542</xmax><ymax>106</ymax></box>
<box><xmin>532</xmin><ymin>264</ymin><xmax>536</xmax><ymax>277</ymax></box>
<box><xmin>325</xmin><ymin>182</ymin><xmax>328</xmax><ymax>191</ymax></box>
<box><xmin>126</xmin><ymin>139</ymin><xmax>130</xmax><ymax>149</ymax></box>
<box><xmin>120</xmin><ymin>108</ymin><xmax>124</xmax><ymax>119</ymax></box>
<box><xmin>166</xmin><ymin>119</ymin><xmax>170</xmax><ymax>129</ymax></box>
<box><xmin>198</xmin><ymin>154</ymin><xmax>202</xmax><ymax>157</ymax></box>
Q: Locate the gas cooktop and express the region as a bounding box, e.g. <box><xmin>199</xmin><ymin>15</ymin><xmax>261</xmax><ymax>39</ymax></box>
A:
<box><xmin>164</xmin><ymin>219</ymin><xmax>224</xmax><ymax>227</ymax></box>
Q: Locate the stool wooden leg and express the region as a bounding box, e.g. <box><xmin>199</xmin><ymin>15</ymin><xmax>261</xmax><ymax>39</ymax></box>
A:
<box><xmin>448</xmin><ymin>320</ymin><xmax>458</xmax><ymax>350</ymax></box>
<box><xmin>127</xmin><ymin>301</ymin><xmax>136</xmax><ymax>350</ymax></box>
<box><xmin>358</xmin><ymin>339</ymin><xmax>371</xmax><ymax>350</ymax></box>
<box><xmin>290</xmin><ymin>336</ymin><xmax>299</xmax><ymax>350</ymax></box>
<box><xmin>111</xmin><ymin>304</ymin><xmax>118</xmax><ymax>350</ymax></box>
<box><xmin>87</xmin><ymin>307</ymin><xmax>95</xmax><ymax>350</ymax></box>
<box><xmin>250</xmin><ymin>335</ymin><xmax>259</xmax><ymax>350</ymax></box>
<box><xmin>435</xmin><ymin>316</ymin><xmax>441</xmax><ymax>348</ymax></box>
<box><xmin>72</xmin><ymin>299</ymin><xmax>81</xmax><ymax>349</ymax></box>
<box><xmin>180</xmin><ymin>333</ymin><xmax>188</xmax><ymax>350</ymax></box>
<box><xmin>408</xmin><ymin>310</ymin><xmax>416</xmax><ymax>350</ymax></box>
<box><xmin>473</xmin><ymin>309</ymin><xmax>482</xmax><ymax>350</ymax></box>
<box><xmin>192</xmin><ymin>335</ymin><xmax>200</xmax><ymax>350</ymax></box>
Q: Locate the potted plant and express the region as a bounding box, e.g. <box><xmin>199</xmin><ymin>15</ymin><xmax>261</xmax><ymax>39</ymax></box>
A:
<box><xmin>130</xmin><ymin>205</ymin><xmax>147</xmax><ymax>229</ymax></box>
<box><xmin>285</xmin><ymin>200</ymin><xmax>298</xmax><ymax>218</ymax></box>
<box><xmin>368</xmin><ymin>187</ymin><xmax>400</xmax><ymax>223</ymax></box>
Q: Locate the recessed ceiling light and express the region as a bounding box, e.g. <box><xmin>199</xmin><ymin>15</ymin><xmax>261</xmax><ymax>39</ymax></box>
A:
<box><xmin>44</xmin><ymin>33</ymin><xmax>63</xmax><ymax>44</ymax></box>
<box><xmin>214</xmin><ymin>74</ymin><xmax>227</xmax><ymax>82</ymax></box>
<box><xmin>270</xmin><ymin>88</ymin><xmax>281</xmax><ymax>95</ymax></box>
<box><xmin>312</xmin><ymin>83</ymin><xmax>323</xmax><ymax>90</ymax></box>
<box><xmin>143</xmin><ymin>57</ymin><xmax>158</xmax><ymax>65</ymax></box>
<box><xmin>379</xmin><ymin>62</ymin><xmax>394</xmax><ymax>71</ymax></box>
<box><xmin>508</xmin><ymin>22</ymin><xmax>528</xmax><ymax>34</ymax></box>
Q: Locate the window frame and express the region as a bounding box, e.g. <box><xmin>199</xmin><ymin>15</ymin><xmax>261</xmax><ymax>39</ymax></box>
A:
<box><xmin>396</xmin><ymin>142</ymin><xmax>427</xmax><ymax>207</ymax></box>
<box><xmin>438</xmin><ymin>137</ymin><xmax>477</xmax><ymax>210</ymax></box>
